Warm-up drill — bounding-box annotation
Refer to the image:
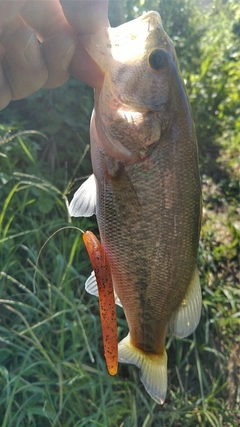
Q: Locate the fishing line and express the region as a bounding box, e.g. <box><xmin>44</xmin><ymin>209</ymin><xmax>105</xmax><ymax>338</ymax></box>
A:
<box><xmin>33</xmin><ymin>225</ymin><xmax>84</xmax><ymax>293</ymax></box>
<box><xmin>33</xmin><ymin>224</ymin><xmax>96</xmax><ymax>364</ymax></box>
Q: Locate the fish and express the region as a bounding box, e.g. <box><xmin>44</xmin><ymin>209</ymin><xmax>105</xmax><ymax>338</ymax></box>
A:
<box><xmin>69</xmin><ymin>11</ymin><xmax>202</xmax><ymax>404</ymax></box>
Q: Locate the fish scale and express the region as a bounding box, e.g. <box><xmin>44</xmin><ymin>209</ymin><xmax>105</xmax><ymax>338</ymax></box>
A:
<box><xmin>69</xmin><ymin>11</ymin><xmax>202</xmax><ymax>404</ymax></box>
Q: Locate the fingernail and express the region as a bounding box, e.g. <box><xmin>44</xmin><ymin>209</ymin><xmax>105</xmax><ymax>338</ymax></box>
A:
<box><xmin>61</xmin><ymin>43</ymin><xmax>75</xmax><ymax>71</ymax></box>
<box><xmin>24</xmin><ymin>33</ymin><xmax>42</xmax><ymax>67</ymax></box>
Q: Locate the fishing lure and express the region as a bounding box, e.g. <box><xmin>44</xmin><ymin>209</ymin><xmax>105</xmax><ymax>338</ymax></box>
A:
<box><xmin>82</xmin><ymin>231</ymin><xmax>118</xmax><ymax>375</ymax></box>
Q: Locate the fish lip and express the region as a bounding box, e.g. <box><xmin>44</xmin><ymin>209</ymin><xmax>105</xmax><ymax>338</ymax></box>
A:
<box><xmin>95</xmin><ymin>105</ymin><xmax>162</xmax><ymax>163</ymax></box>
<box><xmin>95</xmin><ymin>83</ymin><xmax>167</xmax><ymax>162</ymax></box>
<box><xmin>94</xmin><ymin>86</ymin><xmax>148</xmax><ymax>163</ymax></box>
<box><xmin>110</xmin><ymin>11</ymin><xmax>162</xmax><ymax>34</ymax></box>
<box><xmin>93</xmin><ymin>108</ymin><xmax>140</xmax><ymax>164</ymax></box>
<box><xmin>136</xmin><ymin>10</ymin><xmax>162</xmax><ymax>32</ymax></box>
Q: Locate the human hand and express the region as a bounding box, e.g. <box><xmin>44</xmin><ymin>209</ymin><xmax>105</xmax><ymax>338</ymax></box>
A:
<box><xmin>0</xmin><ymin>0</ymin><xmax>108</xmax><ymax>110</ymax></box>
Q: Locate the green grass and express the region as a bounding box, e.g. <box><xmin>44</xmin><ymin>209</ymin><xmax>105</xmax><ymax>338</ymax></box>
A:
<box><xmin>0</xmin><ymin>121</ymin><xmax>239</xmax><ymax>426</ymax></box>
<box><xmin>0</xmin><ymin>0</ymin><xmax>239</xmax><ymax>424</ymax></box>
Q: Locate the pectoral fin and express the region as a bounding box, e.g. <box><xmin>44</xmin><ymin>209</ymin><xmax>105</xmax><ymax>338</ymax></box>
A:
<box><xmin>69</xmin><ymin>174</ymin><xmax>97</xmax><ymax>217</ymax></box>
<box><xmin>83</xmin><ymin>231</ymin><xmax>118</xmax><ymax>375</ymax></box>
<box><xmin>169</xmin><ymin>267</ymin><xmax>202</xmax><ymax>338</ymax></box>
<box><xmin>85</xmin><ymin>271</ymin><xmax>123</xmax><ymax>307</ymax></box>
<box><xmin>118</xmin><ymin>334</ymin><xmax>167</xmax><ymax>404</ymax></box>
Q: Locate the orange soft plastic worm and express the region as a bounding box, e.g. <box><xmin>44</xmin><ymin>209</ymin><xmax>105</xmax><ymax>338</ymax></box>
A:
<box><xmin>83</xmin><ymin>231</ymin><xmax>118</xmax><ymax>375</ymax></box>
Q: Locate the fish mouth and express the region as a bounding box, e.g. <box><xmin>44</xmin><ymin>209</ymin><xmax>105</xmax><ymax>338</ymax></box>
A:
<box><xmin>93</xmin><ymin>106</ymin><xmax>140</xmax><ymax>164</ymax></box>
<box><xmin>94</xmin><ymin>102</ymin><xmax>161</xmax><ymax>163</ymax></box>
<box><xmin>94</xmin><ymin>81</ymin><xmax>164</xmax><ymax>163</ymax></box>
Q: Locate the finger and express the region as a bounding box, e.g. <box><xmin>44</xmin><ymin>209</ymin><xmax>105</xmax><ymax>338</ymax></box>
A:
<box><xmin>1</xmin><ymin>25</ymin><xmax>48</xmax><ymax>101</ymax></box>
<box><xmin>41</xmin><ymin>34</ymin><xmax>75</xmax><ymax>88</ymax></box>
<box><xmin>69</xmin><ymin>42</ymin><xmax>104</xmax><ymax>88</ymax></box>
<box><xmin>18</xmin><ymin>0</ymin><xmax>76</xmax><ymax>89</ymax></box>
<box><xmin>20</xmin><ymin>0</ymin><xmax>107</xmax><ymax>88</ymax></box>
<box><xmin>20</xmin><ymin>0</ymin><xmax>73</xmax><ymax>40</ymax></box>
<box><xmin>19</xmin><ymin>0</ymin><xmax>103</xmax><ymax>87</ymax></box>
<box><xmin>60</xmin><ymin>0</ymin><xmax>109</xmax><ymax>35</ymax></box>
<box><xmin>0</xmin><ymin>4</ymin><xmax>26</xmax><ymax>109</ymax></box>
<box><xmin>0</xmin><ymin>0</ymin><xmax>27</xmax><ymax>28</ymax></box>
<box><xmin>60</xmin><ymin>0</ymin><xmax>108</xmax><ymax>88</ymax></box>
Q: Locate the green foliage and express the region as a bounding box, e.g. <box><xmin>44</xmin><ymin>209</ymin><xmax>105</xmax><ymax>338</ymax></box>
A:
<box><xmin>188</xmin><ymin>0</ymin><xmax>240</xmax><ymax>191</ymax></box>
<box><xmin>0</xmin><ymin>0</ymin><xmax>239</xmax><ymax>426</ymax></box>
<box><xmin>1</xmin><ymin>78</ymin><xmax>93</xmax><ymax>189</ymax></box>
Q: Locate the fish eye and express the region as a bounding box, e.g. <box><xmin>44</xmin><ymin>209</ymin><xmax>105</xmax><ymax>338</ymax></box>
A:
<box><xmin>148</xmin><ymin>49</ymin><xmax>169</xmax><ymax>71</ymax></box>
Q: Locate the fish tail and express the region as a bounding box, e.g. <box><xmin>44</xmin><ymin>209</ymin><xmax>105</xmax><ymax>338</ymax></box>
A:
<box><xmin>118</xmin><ymin>334</ymin><xmax>167</xmax><ymax>404</ymax></box>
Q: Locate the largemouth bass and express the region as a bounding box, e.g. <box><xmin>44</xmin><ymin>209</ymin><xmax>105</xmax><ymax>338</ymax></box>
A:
<box><xmin>69</xmin><ymin>11</ymin><xmax>202</xmax><ymax>404</ymax></box>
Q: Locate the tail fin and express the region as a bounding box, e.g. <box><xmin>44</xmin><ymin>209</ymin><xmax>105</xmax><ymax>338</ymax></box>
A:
<box><xmin>118</xmin><ymin>334</ymin><xmax>167</xmax><ymax>404</ymax></box>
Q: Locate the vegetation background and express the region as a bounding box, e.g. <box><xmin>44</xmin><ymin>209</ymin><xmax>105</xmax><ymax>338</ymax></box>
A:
<box><xmin>0</xmin><ymin>0</ymin><xmax>239</xmax><ymax>425</ymax></box>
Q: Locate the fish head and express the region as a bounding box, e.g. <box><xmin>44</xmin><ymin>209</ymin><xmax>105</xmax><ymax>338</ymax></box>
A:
<box><xmin>83</xmin><ymin>12</ymin><xmax>185</xmax><ymax>161</ymax></box>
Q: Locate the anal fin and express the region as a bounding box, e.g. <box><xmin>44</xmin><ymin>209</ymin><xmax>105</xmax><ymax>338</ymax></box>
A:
<box><xmin>169</xmin><ymin>267</ymin><xmax>202</xmax><ymax>338</ymax></box>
